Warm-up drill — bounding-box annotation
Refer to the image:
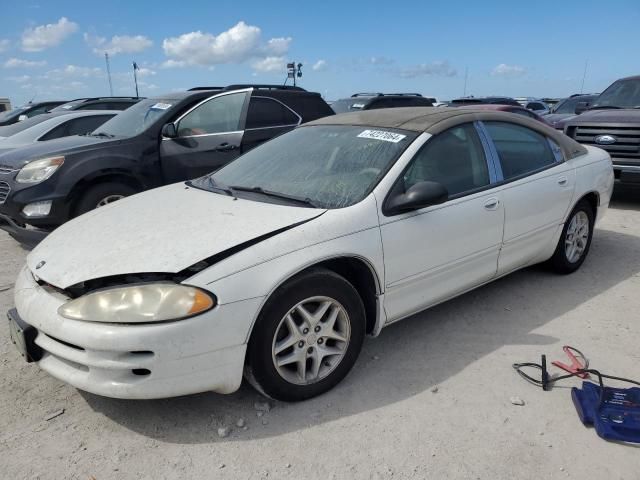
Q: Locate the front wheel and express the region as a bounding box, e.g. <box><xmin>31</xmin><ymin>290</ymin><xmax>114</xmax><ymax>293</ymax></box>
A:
<box><xmin>73</xmin><ymin>182</ymin><xmax>137</xmax><ymax>217</ymax></box>
<box><xmin>549</xmin><ymin>200</ymin><xmax>594</xmax><ymax>274</ymax></box>
<box><xmin>246</xmin><ymin>269</ymin><xmax>366</xmax><ymax>402</ymax></box>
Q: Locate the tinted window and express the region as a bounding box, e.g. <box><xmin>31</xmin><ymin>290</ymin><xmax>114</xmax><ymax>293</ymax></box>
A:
<box><xmin>527</xmin><ymin>102</ymin><xmax>545</xmax><ymax>111</ymax></box>
<box><xmin>26</xmin><ymin>106</ymin><xmax>49</xmax><ymax>117</ymax></box>
<box><xmin>403</xmin><ymin>123</ymin><xmax>490</xmax><ymax>196</ymax></box>
<box><xmin>178</xmin><ymin>93</ymin><xmax>246</xmax><ymax>136</ymax></box>
<box><xmin>67</xmin><ymin>115</ymin><xmax>113</xmax><ymax>135</ymax></box>
<box><xmin>246</xmin><ymin>97</ymin><xmax>299</xmax><ymax>129</ymax></box>
<box><xmin>484</xmin><ymin>122</ymin><xmax>557</xmax><ymax>179</ymax></box>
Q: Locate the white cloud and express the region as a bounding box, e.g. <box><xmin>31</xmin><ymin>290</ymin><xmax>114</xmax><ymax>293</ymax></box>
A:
<box><xmin>136</xmin><ymin>67</ymin><xmax>156</xmax><ymax>77</ymax></box>
<box><xmin>261</xmin><ymin>37</ymin><xmax>292</xmax><ymax>56</ymax></box>
<box><xmin>3</xmin><ymin>57</ymin><xmax>47</xmax><ymax>68</ymax></box>
<box><xmin>491</xmin><ymin>63</ymin><xmax>526</xmax><ymax>77</ymax></box>
<box><xmin>370</xmin><ymin>56</ymin><xmax>394</xmax><ymax>65</ymax></box>
<box><xmin>398</xmin><ymin>61</ymin><xmax>457</xmax><ymax>78</ymax></box>
<box><xmin>312</xmin><ymin>59</ymin><xmax>328</xmax><ymax>71</ymax></box>
<box><xmin>6</xmin><ymin>74</ymin><xmax>31</xmax><ymax>83</ymax></box>
<box><xmin>85</xmin><ymin>33</ymin><xmax>153</xmax><ymax>56</ymax></box>
<box><xmin>21</xmin><ymin>17</ymin><xmax>78</xmax><ymax>52</ymax></box>
<box><xmin>0</xmin><ymin>39</ymin><xmax>10</xmax><ymax>52</ymax></box>
<box><xmin>252</xmin><ymin>56</ymin><xmax>285</xmax><ymax>73</ymax></box>
<box><xmin>162</xmin><ymin>21</ymin><xmax>292</xmax><ymax>68</ymax></box>
<box><xmin>44</xmin><ymin>64</ymin><xmax>102</xmax><ymax>79</ymax></box>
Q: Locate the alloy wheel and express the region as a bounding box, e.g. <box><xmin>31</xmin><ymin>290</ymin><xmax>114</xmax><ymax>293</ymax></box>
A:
<box><xmin>565</xmin><ymin>211</ymin><xmax>590</xmax><ymax>263</ymax></box>
<box><xmin>271</xmin><ymin>296</ymin><xmax>351</xmax><ymax>385</ymax></box>
<box><xmin>96</xmin><ymin>194</ymin><xmax>125</xmax><ymax>208</ymax></box>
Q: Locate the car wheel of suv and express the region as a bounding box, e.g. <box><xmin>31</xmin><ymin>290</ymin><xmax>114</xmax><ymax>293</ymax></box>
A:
<box><xmin>549</xmin><ymin>200</ymin><xmax>594</xmax><ymax>274</ymax></box>
<box><xmin>245</xmin><ymin>268</ymin><xmax>366</xmax><ymax>402</ymax></box>
<box><xmin>74</xmin><ymin>182</ymin><xmax>137</xmax><ymax>217</ymax></box>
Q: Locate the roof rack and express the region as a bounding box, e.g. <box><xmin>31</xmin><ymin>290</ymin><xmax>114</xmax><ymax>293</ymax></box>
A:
<box><xmin>187</xmin><ymin>87</ymin><xmax>224</xmax><ymax>91</ymax></box>
<box><xmin>388</xmin><ymin>93</ymin><xmax>423</xmax><ymax>97</ymax></box>
<box><xmin>224</xmin><ymin>84</ymin><xmax>306</xmax><ymax>91</ymax></box>
<box><xmin>351</xmin><ymin>92</ymin><xmax>424</xmax><ymax>98</ymax></box>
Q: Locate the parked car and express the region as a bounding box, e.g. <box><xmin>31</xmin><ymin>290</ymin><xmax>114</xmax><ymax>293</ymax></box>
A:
<box><xmin>331</xmin><ymin>93</ymin><xmax>435</xmax><ymax>114</ymax></box>
<box><xmin>544</xmin><ymin>94</ymin><xmax>598</xmax><ymax>129</ymax></box>
<box><xmin>8</xmin><ymin>107</ymin><xmax>613</xmax><ymax>402</ymax></box>
<box><xmin>0</xmin><ymin>97</ymin><xmax>11</xmax><ymax>113</ymax></box>
<box><xmin>0</xmin><ymin>112</ymin><xmax>75</xmax><ymax>139</ymax></box>
<box><xmin>0</xmin><ymin>101</ymin><xmax>67</xmax><ymax>126</ymax></box>
<box><xmin>50</xmin><ymin>97</ymin><xmax>143</xmax><ymax>112</ymax></box>
<box><xmin>449</xmin><ymin>96</ymin><xmax>521</xmax><ymax>107</ymax></box>
<box><xmin>564</xmin><ymin>75</ymin><xmax>640</xmax><ymax>186</ymax></box>
<box><xmin>514</xmin><ymin>97</ymin><xmax>549</xmax><ymax>114</ymax></box>
<box><xmin>0</xmin><ymin>84</ymin><xmax>334</xmax><ymax>245</ymax></box>
<box><xmin>458</xmin><ymin>104</ymin><xmax>550</xmax><ymax>124</ymax></box>
<box><xmin>0</xmin><ymin>110</ymin><xmax>117</xmax><ymax>155</ymax></box>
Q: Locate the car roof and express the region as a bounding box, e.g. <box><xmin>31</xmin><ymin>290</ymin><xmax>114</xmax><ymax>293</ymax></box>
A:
<box><xmin>305</xmin><ymin>107</ymin><xmax>587</xmax><ymax>159</ymax></box>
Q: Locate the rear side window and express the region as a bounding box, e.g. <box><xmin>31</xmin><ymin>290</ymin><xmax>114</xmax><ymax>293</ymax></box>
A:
<box><xmin>246</xmin><ymin>97</ymin><xmax>299</xmax><ymax>129</ymax></box>
<box><xmin>484</xmin><ymin>122</ymin><xmax>557</xmax><ymax>180</ymax></box>
<box><xmin>67</xmin><ymin>115</ymin><xmax>113</xmax><ymax>135</ymax></box>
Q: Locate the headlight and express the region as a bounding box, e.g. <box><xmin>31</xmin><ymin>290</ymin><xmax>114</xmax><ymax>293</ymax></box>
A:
<box><xmin>16</xmin><ymin>156</ymin><xmax>64</xmax><ymax>184</ymax></box>
<box><xmin>57</xmin><ymin>283</ymin><xmax>215</xmax><ymax>323</ymax></box>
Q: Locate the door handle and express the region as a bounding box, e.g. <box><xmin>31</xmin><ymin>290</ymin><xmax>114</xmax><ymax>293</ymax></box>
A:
<box><xmin>216</xmin><ymin>143</ymin><xmax>237</xmax><ymax>152</ymax></box>
<box><xmin>558</xmin><ymin>177</ymin><xmax>568</xmax><ymax>186</ymax></box>
<box><xmin>484</xmin><ymin>198</ymin><xmax>500</xmax><ymax>210</ymax></box>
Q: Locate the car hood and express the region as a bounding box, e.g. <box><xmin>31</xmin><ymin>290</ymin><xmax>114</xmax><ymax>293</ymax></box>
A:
<box><xmin>27</xmin><ymin>183</ymin><xmax>325</xmax><ymax>289</ymax></box>
<box><xmin>566</xmin><ymin>109</ymin><xmax>640</xmax><ymax>125</ymax></box>
<box><xmin>0</xmin><ymin>134</ymin><xmax>117</xmax><ymax>168</ymax></box>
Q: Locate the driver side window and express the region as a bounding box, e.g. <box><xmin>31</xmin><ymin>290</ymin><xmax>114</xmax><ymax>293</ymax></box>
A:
<box><xmin>403</xmin><ymin>123</ymin><xmax>490</xmax><ymax>197</ymax></box>
<box><xmin>177</xmin><ymin>93</ymin><xmax>246</xmax><ymax>137</ymax></box>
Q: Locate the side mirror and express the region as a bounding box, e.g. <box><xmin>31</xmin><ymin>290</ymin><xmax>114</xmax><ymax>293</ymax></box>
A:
<box><xmin>385</xmin><ymin>181</ymin><xmax>449</xmax><ymax>215</ymax></box>
<box><xmin>18</xmin><ymin>114</ymin><xmax>28</xmax><ymax>122</ymax></box>
<box><xmin>574</xmin><ymin>102</ymin><xmax>589</xmax><ymax>115</ymax></box>
<box><xmin>161</xmin><ymin>122</ymin><xmax>177</xmax><ymax>138</ymax></box>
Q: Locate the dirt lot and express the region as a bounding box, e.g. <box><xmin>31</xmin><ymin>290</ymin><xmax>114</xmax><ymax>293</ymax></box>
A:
<box><xmin>1</xmin><ymin>189</ymin><xmax>639</xmax><ymax>480</ymax></box>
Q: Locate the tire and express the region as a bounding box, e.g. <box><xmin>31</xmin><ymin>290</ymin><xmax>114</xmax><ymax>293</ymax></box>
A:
<box><xmin>74</xmin><ymin>182</ymin><xmax>137</xmax><ymax>217</ymax></box>
<box><xmin>246</xmin><ymin>268</ymin><xmax>366</xmax><ymax>402</ymax></box>
<box><xmin>549</xmin><ymin>200</ymin><xmax>594</xmax><ymax>274</ymax></box>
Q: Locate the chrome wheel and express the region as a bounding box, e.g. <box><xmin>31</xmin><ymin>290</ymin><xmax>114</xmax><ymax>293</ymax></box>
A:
<box><xmin>565</xmin><ymin>211</ymin><xmax>590</xmax><ymax>263</ymax></box>
<box><xmin>272</xmin><ymin>296</ymin><xmax>351</xmax><ymax>385</ymax></box>
<box><xmin>96</xmin><ymin>194</ymin><xmax>124</xmax><ymax>208</ymax></box>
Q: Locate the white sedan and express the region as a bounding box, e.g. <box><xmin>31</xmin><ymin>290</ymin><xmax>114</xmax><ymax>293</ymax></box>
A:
<box><xmin>9</xmin><ymin>108</ymin><xmax>614</xmax><ymax>401</ymax></box>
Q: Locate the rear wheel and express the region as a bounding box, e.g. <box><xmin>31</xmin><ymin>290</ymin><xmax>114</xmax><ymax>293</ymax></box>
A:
<box><xmin>549</xmin><ymin>200</ymin><xmax>594</xmax><ymax>274</ymax></box>
<box><xmin>246</xmin><ymin>268</ymin><xmax>366</xmax><ymax>402</ymax></box>
<box><xmin>74</xmin><ymin>182</ymin><xmax>137</xmax><ymax>217</ymax></box>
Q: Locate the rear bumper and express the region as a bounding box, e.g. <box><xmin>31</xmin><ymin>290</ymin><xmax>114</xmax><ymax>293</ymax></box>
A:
<box><xmin>12</xmin><ymin>266</ymin><xmax>261</xmax><ymax>399</ymax></box>
<box><xmin>0</xmin><ymin>213</ymin><xmax>49</xmax><ymax>246</ymax></box>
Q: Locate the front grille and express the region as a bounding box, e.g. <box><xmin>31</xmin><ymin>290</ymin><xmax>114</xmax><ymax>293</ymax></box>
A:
<box><xmin>570</xmin><ymin>125</ymin><xmax>640</xmax><ymax>164</ymax></box>
<box><xmin>0</xmin><ymin>181</ymin><xmax>9</xmax><ymax>204</ymax></box>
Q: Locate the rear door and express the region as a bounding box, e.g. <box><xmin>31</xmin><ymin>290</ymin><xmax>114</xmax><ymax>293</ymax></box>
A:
<box><xmin>240</xmin><ymin>96</ymin><xmax>301</xmax><ymax>152</ymax></box>
<box><xmin>481</xmin><ymin>121</ymin><xmax>575</xmax><ymax>274</ymax></box>
<box><xmin>159</xmin><ymin>91</ymin><xmax>249</xmax><ymax>182</ymax></box>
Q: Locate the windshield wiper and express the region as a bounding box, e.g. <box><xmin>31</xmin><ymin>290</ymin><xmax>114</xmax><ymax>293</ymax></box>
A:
<box><xmin>206</xmin><ymin>177</ymin><xmax>235</xmax><ymax>197</ymax></box>
<box><xmin>229</xmin><ymin>185</ymin><xmax>319</xmax><ymax>208</ymax></box>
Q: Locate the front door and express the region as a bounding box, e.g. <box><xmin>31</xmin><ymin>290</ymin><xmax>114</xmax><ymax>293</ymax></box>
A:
<box><xmin>380</xmin><ymin>123</ymin><xmax>505</xmax><ymax>322</ymax></box>
<box><xmin>159</xmin><ymin>91</ymin><xmax>248</xmax><ymax>182</ymax></box>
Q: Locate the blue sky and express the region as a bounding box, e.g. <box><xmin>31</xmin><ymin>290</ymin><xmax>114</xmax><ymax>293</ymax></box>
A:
<box><xmin>1</xmin><ymin>0</ymin><xmax>639</xmax><ymax>105</ymax></box>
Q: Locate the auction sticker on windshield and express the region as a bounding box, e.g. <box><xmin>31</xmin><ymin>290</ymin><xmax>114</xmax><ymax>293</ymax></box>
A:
<box><xmin>151</xmin><ymin>103</ymin><xmax>172</xmax><ymax>110</ymax></box>
<box><xmin>357</xmin><ymin>130</ymin><xmax>407</xmax><ymax>143</ymax></box>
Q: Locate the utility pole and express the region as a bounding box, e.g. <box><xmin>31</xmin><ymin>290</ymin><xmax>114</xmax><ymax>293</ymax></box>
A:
<box><xmin>580</xmin><ymin>60</ymin><xmax>589</xmax><ymax>94</ymax></box>
<box><xmin>104</xmin><ymin>53</ymin><xmax>113</xmax><ymax>96</ymax></box>
<box><xmin>463</xmin><ymin>66</ymin><xmax>469</xmax><ymax>97</ymax></box>
<box><xmin>132</xmin><ymin>61</ymin><xmax>140</xmax><ymax>97</ymax></box>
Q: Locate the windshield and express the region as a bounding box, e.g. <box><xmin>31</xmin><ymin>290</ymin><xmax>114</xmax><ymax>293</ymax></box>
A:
<box><xmin>92</xmin><ymin>98</ymin><xmax>175</xmax><ymax>137</ymax></box>
<box><xmin>552</xmin><ymin>95</ymin><xmax>596</xmax><ymax>114</ymax></box>
<box><xmin>592</xmin><ymin>79</ymin><xmax>640</xmax><ymax>108</ymax></box>
<box><xmin>199</xmin><ymin>125</ymin><xmax>416</xmax><ymax>209</ymax></box>
<box><xmin>0</xmin><ymin>106</ymin><xmax>28</xmax><ymax>122</ymax></box>
<box><xmin>331</xmin><ymin>98</ymin><xmax>370</xmax><ymax>114</ymax></box>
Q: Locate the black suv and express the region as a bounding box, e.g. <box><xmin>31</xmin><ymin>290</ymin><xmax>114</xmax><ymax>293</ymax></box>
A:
<box><xmin>0</xmin><ymin>84</ymin><xmax>334</xmax><ymax>245</ymax></box>
<box><xmin>564</xmin><ymin>75</ymin><xmax>640</xmax><ymax>186</ymax></box>
<box><xmin>449</xmin><ymin>96</ymin><xmax>521</xmax><ymax>107</ymax></box>
<box><xmin>330</xmin><ymin>93</ymin><xmax>435</xmax><ymax>114</ymax></box>
<box><xmin>50</xmin><ymin>97</ymin><xmax>143</xmax><ymax>112</ymax></box>
<box><xmin>0</xmin><ymin>101</ymin><xmax>68</xmax><ymax>126</ymax></box>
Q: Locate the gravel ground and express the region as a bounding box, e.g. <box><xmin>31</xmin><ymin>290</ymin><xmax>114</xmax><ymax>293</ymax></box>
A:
<box><xmin>1</xmin><ymin>189</ymin><xmax>639</xmax><ymax>480</ymax></box>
